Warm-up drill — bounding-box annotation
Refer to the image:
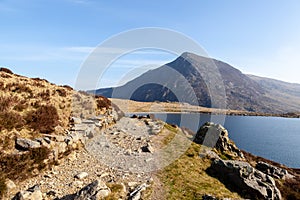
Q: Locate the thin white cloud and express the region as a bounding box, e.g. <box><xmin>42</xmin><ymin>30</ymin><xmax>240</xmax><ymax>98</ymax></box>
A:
<box><xmin>0</xmin><ymin>44</ymin><xmax>174</xmax><ymax>64</ymax></box>
<box><xmin>112</xmin><ymin>58</ymin><xmax>171</xmax><ymax>67</ymax></box>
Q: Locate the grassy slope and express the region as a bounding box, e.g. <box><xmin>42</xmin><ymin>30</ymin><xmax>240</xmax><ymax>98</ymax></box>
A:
<box><xmin>151</xmin><ymin>124</ymin><xmax>241</xmax><ymax>199</ymax></box>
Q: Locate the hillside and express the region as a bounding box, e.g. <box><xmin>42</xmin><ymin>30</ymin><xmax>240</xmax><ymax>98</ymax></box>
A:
<box><xmin>0</xmin><ymin>68</ymin><xmax>113</xmax><ymax>198</ymax></box>
<box><xmin>0</xmin><ymin>68</ymin><xmax>111</xmax><ymax>140</ymax></box>
<box><xmin>0</xmin><ymin>68</ymin><xmax>299</xmax><ymax>200</ymax></box>
<box><xmin>248</xmin><ymin>75</ymin><xmax>300</xmax><ymax>114</ymax></box>
<box><xmin>94</xmin><ymin>52</ymin><xmax>300</xmax><ymax>114</ymax></box>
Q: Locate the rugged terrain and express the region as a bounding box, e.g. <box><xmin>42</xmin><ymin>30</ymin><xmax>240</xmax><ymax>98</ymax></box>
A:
<box><xmin>94</xmin><ymin>52</ymin><xmax>300</xmax><ymax>114</ymax></box>
<box><xmin>0</xmin><ymin>68</ymin><xmax>299</xmax><ymax>200</ymax></box>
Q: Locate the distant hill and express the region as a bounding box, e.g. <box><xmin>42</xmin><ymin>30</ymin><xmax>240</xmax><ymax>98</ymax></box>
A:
<box><xmin>93</xmin><ymin>52</ymin><xmax>300</xmax><ymax>114</ymax></box>
<box><xmin>247</xmin><ymin>75</ymin><xmax>300</xmax><ymax>113</ymax></box>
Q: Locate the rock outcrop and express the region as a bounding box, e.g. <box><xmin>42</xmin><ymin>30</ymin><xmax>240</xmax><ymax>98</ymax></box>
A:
<box><xmin>209</xmin><ymin>159</ymin><xmax>281</xmax><ymax>200</ymax></box>
<box><xmin>256</xmin><ymin>161</ymin><xmax>293</xmax><ymax>180</ymax></box>
<box><xmin>194</xmin><ymin>122</ymin><xmax>244</xmax><ymax>159</ymax></box>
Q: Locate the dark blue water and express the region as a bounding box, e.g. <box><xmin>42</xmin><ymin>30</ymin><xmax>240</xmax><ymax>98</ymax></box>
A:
<box><xmin>153</xmin><ymin>113</ymin><xmax>300</xmax><ymax>168</ymax></box>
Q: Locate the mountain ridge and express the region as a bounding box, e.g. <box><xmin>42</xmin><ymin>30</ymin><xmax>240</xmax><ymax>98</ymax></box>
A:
<box><xmin>94</xmin><ymin>52</ymin><xmax>300</xmax><ymax>114</ymax></box>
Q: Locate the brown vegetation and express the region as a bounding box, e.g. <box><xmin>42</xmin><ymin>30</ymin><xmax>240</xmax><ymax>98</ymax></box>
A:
<box><xmin>56</xmin><ymin>88</ymin><xmax>67</xmax><ymax>97</ymax></box>
<box><xmin>0</xmin><ymin>147</ymin><xmax>51</xmax><ymax>181</ymax></box>
<box><xmin>0</xmin><ymin>111</ymin><xmax>24</xmax><ymax>131</ymax></box>
<box><xmin>5</xmin><ymin>82</ymin><xmax>33</xmax><ymax>95</ymax></box>
<box><xmin>38</xmin><ymin>89</ymin><xmax>51</xmax><ymax>101</ymax></box>
<box><xmin>0</xmin><ymin>96</ymin><xmax>25</xmax><ymax>131</ymax></box>
<box><xmin>26</xmin><ymin>105</ymin><xmax>59</xmax><ymax>134</ymax></box>
<box><xmin>0</xmin><ymin>177</ymin><xmax>6</xmax><ymax>198</ymax></box>
<box><xmin>277</xmin><ymin>176</ymin><xmax>300</xmax><ymax>200</ymax></box>
<box><xmin>0</xmin><ymin>145</ymin><xmax>52</xmax><ymax>197</ymax></box>
<box><xmin>0</xmin><ymin>67</ymin><xmax>13</xmax><ymax>74</ymax></box>
<box><xmin>96</xmin><ymin>95</ymin><xmax>111</xmax><ymax>110</ymax></box>
<box><xmin>62</xmin><ymin>85</ymin><xmax>73</xmax><ymax>91</ymax></box>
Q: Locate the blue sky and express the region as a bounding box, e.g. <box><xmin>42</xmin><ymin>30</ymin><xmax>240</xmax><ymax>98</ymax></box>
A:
<box><xmin>1</xmin><ymin>0</ymin><xmax>300</xmax><ymax>89</ymax></box>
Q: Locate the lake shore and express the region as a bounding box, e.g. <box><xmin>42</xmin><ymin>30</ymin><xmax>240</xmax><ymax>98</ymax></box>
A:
<box><xmin>110</xmin><ymin>98</ymin><xmax>300</xmax><ymax>118</ymax></box>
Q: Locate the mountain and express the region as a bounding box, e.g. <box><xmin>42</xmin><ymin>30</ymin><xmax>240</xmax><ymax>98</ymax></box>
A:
<box><xmin>94</xmin><ymin>52</ymin><xmax>300</xmax><ymax>114</ymax></box>
<box><xmin>247</xmin><ymin>75</ymin><xmax>300</xmax><ymax>113</ymax></box>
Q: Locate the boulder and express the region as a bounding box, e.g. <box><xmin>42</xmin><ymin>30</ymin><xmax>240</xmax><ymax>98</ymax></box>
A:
<box><xmin>75</xmin><ymin>172</ymin><xmax>89</xmax><ymax>180</ymax></box>
<box><xmin>73</xmin><ymin>180</ymin><xmax>111</xmax><ymax>200</ymax></box>
<box><xmin>256</xmin><ymin>161</ymin><xmax>293</xmax><ymax>180</ymax></box>
<box><xmin>15</xmin><ymin>138</ymin><xmax>41</xmax><ymax>151</ymax></box>
<box><xmin>209</xmin><ymin>159</ymin><xmax>281</xmax><ymax>200</ymax></box>
<box><xmin>13</xmin><ymin>185</ymin><xmax>42</xmax><ymax>200</ymax></box>
<box><xmin>194</xmin><ymin>122</ymin><xmax>244</xmax><ymax>159</ymax></box>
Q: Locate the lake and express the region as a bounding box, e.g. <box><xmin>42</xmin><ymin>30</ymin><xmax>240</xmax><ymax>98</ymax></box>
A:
<box><xmin>151</xmin><ymin>113</ymin><xmax>300</xmax><ymax>168</ymax></box>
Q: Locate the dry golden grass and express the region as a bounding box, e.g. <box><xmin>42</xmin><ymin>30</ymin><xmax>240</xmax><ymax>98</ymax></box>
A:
<box><xmin>110</xmin><ymin>98</ymin><xmax>287</xmax><ymax>117</ymax></box>
<box><xmin>157</xmin><ymin>142</ymin><xmax>241</xmax><ymax>199</ymax></box>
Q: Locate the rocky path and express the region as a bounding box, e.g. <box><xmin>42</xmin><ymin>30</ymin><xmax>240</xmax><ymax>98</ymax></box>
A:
<box><xmin>8</xmin><ymin>116</ymin><xmax>167</xmax><ymax>199</ymax></box>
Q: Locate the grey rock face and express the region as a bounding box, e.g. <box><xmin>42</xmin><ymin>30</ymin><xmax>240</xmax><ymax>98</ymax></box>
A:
<box><xmin>209</xmin><ymin>159</ymin><xmax>281</xmax><ymax>200</ymax></box>
<box><xmin>256</xmin><ymin>161</ymin><xmax>293</xmax><ymax>180</ymax></box>
<box><xmin>15</xmin><ymin>138</ymin><xmax>41</xmax><ymax>151</ymax></box>
<box><xmin>194</xmin><ymin>122</ymin><xmax>244</xmax><ymax>159</ymax></box>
